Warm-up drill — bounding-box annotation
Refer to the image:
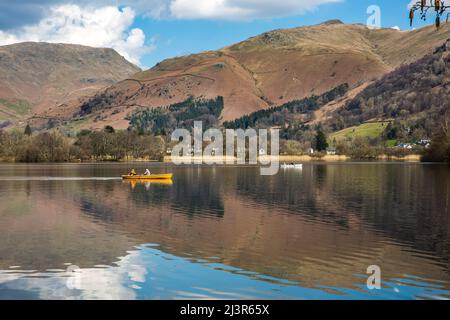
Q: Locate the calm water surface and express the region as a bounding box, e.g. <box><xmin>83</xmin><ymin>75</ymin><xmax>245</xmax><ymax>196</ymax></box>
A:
<box><xmin>0</xmin><ymin>163</ymin><xmax>449</xmax><ymax>300</ymax></box>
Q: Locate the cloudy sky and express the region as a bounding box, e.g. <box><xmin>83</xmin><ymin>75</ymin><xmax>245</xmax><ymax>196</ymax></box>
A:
<box><xmin>0</xmin><ymin>1</ymin><xmax>429</xmax><ymax>68</ymax></box>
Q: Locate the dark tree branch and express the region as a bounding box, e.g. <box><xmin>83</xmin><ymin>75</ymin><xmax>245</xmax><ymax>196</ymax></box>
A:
<box><xmin>409</xmin><ymin>0</ymin><xmax>450</xmax><ymax>28</ymax></box>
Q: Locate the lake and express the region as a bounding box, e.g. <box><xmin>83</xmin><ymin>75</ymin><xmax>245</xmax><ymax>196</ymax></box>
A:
<box><xmin>0</xmin><ymin>162</ymin><xmax>449</xmax><ymax>300</ymax></box>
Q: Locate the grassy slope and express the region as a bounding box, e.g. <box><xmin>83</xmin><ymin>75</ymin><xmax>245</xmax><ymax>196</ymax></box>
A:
<box><xmin>0</xmin><ymin>99</ymin><xmax>32</xmax><ymax>116</ymax></box>
<box><xmin>329</xmin><ymin>121</ymin><xmax>391</xmax><ymax>143</ymax></box>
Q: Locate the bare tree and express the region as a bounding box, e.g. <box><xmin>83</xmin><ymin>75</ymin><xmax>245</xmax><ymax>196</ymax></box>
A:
<box><xmin>409</xmin><ymin>0</ymin><xmax>450</xmax><ymax>29</ymax></box>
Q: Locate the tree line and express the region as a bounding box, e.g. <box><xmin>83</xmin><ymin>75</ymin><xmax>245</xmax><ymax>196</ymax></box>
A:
<box><xmin>129</xmin><ymin>96</ymin><xmax>224</xmax><ymax>135</ymax></box>
<box><xmin>223</xmin><ymin>84</ymin><xmax>349</xmax><ymax>130</ymax></box>
<box><xmin>0</xmin><ymin>126</ymin><xmax>165</xmax><ymax>162</ymax></box>
<box><xmin>422</xmin><ymin>115</ymin><xmax>450</xmax><ymax>162</ymax></box>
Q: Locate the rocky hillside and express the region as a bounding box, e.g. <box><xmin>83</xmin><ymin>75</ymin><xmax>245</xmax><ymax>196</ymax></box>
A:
<box><xmin>330</xmin><ymin>39</ymin><xmax>449</xmax><ymax>138</ymax></box>
<box><xmin>225</xmin><ymin>39</ymin><xmax>449</xmax><ymax>143</ymax></box>
<box><xmin>48</xmin><ymin>21</ymin><xmax>449</xmax><ymax>131</ymax></box>
<box><xmin>0</xmin><ymin>42</ymin><xmax>140</xmax><ymax>127</ymax></box>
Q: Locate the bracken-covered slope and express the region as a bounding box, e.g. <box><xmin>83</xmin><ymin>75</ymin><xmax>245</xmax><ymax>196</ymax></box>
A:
<box><xmin>0</xmin><ymin>42</ymin><xmax>140</xmax><ymax>126</ymax></box>
<box><xmin>39</xmin><ymin>21</ymin><xmax>450</xmax><ymax>130</ymax></box>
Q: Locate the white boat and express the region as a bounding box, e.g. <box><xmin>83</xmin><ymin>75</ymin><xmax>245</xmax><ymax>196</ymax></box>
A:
<box><xmin>281</xmin><ymin>163</ymin><xmax>303</xmax><ymax>169</ymax></box>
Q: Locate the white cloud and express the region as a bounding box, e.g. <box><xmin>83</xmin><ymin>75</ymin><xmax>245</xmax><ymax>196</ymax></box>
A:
<box><xmin>169</xmin><ymin>0</ymin><xmax>342</xmax><ymax>20</ymax></box>
<box><xmin>1</xmin><ymin>0</ymin><xmax>345</xmax><ymax>23</ymax></box>
<box><xmin>0</xmin><ymin>4</ymin><xmax>153</xmax><ymax>66</ymax></box>
<box><xmin>118</xmin><ymin>0</ymin><xmax>343</xmax><ymax>20</ymax></box>
<box><xmin>122</xmin><ymin>0</ymin><xmax>171</xmax><ymax>19</ymax></box>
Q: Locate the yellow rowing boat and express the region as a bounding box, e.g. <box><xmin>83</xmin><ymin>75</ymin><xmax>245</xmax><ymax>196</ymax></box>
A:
<box><xmin>122</xmin><ymin>174</ymin><xmax>173</xmax><ymax>180</ymax></box>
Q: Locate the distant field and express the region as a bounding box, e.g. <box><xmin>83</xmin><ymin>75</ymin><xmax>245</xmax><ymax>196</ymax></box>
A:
<box><xmin>0</xmin><ymin>111</ymin><xmax>6</xmax><ymax>120</ymax></box>
<box><xmin>329</xmin><ymin>121</ymin><xmax>391</xmax><ymax>144</ymax></box>
<box><xmin>62</xmin><ymin>117</ymin><xmax>90</xmax><ymax>133</ymax></box>
<box><xmin>0</xmin><ymin>99</ymin><xmax>31</xmax><ymax>116</ymax></box>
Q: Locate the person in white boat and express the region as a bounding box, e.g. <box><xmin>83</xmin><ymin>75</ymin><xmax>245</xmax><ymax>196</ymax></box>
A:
<box><xmin>144</xmin><ymin>169</ymin><xmax>151</xmax><ymax>176</ymax></box>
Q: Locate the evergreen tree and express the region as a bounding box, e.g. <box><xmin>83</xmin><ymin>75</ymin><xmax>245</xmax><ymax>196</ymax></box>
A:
<box><xmin>315</xmin><ymin>128</ymin><xmax>329</xmax><ymax>152</ymax></box>
<box><xmin>24</xmin><ymin>124</ymin><xmax>32</xmax><ymax>136</ymax></box>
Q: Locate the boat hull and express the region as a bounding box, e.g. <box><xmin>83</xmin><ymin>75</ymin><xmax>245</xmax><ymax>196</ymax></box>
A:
<box><xmin>122</xmin><ymin>174</ymin><xmax>173</xmax><ymax>180</ymax></box>
<box><xmin>281</xmin><ymin>164</ymin><xmax>303</xmax><ymax>169</ymax></box>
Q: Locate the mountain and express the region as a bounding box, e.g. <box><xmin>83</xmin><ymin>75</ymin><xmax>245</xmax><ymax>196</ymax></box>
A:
<box><xmin>0</xmin><ymin>42</ymin><xmax>140</xmax><ymax>127</ymax></box>
<box><xmin>41</xmin><ymin>21</ymin><xmax>449</xmax><ymax>131</ymax></box>
<box><xmin>226</xmin><ymin>39</ymin><xmax>449</xmax><ymax>143</ymax></box>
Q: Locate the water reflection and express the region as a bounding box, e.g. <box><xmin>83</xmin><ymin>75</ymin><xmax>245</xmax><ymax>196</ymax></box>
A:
<box><xmin>1</xmin><ymin>246</ymin><xmax>450</xmax><ymax>300</ymax></box>
<box><xmin>0</xmin><ymin>163</ymin><xmax>449</xmax><ymax>299</ymax></box>
<box><xmin>123</xmin><ymin>179</ymin><xmax>173</xmax><ymax>190</ymax></box>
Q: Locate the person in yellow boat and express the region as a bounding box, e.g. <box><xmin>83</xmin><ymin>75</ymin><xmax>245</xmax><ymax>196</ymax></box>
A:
<box><xmin>129</xmin><ymin>169</ymin><xmax>137</xmax><ymax>176</ymax></box>
<box><xmin>144</xmin><ymin>169</ymin><xmax>151</xmax><ymax>176</ymax></box>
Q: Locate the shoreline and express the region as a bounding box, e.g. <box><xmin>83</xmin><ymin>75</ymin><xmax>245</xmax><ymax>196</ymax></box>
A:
<box><xmin>0</xmin><ymin>154</ymin><xmax>428</xmax><ymax>164</ymax></box>
<box><xmin>165</xmin><ymin>154</ymin><xmax>423</xmax><ymax>163</ymax></box>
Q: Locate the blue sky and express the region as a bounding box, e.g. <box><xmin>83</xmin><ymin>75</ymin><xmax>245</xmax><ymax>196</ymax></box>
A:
<box><xmin>0</xmin><ymin>1</ymin><xmax>436</xmax><ymax>68</ymax></box>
